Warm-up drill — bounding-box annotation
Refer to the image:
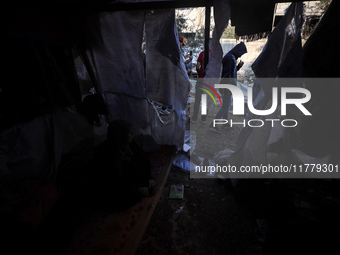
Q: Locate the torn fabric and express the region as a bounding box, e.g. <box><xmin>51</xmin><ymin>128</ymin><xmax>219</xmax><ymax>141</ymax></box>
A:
<box><xmin>230</xmin><ymin>0</ymin><xmax>276</xmax><ymax>39</ymax></box>
<box><xmin>145</xmin><ymin>9</ymin><xmax>190</xmax><ymax>147</ymax></box>
<box><xmin>204</xmin><ymin>0</ymin><xmax>231</xmax><ymax>111</ymax></box>
<box><xmin>87</xmin><ymin>8</ymin><xmax>190</xmax><ymax>148</ymax></box>
<box><xmin>225</xmin><ymin>2</ymin><xmax>305</xmax><ymax>179</ymax></box>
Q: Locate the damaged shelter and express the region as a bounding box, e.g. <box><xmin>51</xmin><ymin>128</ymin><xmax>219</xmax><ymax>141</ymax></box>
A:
<box><xmin>1</xmin><ymin>0</ymin><xmax>340</xmax><ymax>254</ymax></box>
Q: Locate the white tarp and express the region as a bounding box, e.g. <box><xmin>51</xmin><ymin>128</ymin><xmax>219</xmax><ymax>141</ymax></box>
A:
<box><xmin>214</xmin><ymin>2</ymin><xmax>306</xmax><ymax>180</ymax></box>
<box><xmin>87</xmin><ymin>7</ymin><xmax>190</xmax><ymax>148</ymax></box>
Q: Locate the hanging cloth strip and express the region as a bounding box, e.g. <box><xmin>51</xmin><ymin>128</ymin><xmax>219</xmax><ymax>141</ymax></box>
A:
<box><xmin>87</xmin><ymin>6</ymin><xmax>190</xmax><ymax>148</ymax></box>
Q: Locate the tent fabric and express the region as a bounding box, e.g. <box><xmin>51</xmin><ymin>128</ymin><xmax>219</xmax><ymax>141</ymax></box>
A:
<box><xmin>0</xmin><ymin>108</ymin><xmax>95</xmax><ymax>181</ymax></box>
<box><xmin>1</xmin><ymin>35</ymin><xmax>82</xmax><ymax>131</ymax></box>
<box><xmin>0</xmin><ymin>108</ymin><xmax>95</xmax><ymax>218</ymax></box>
<box><xmin>302</xmin><ymin>0</ymin><xmax>340</xmax><ymax>78</ymax></box>
<box><xmin>219</xmin><ymin>1</ymin><xmax>340</xmax><ymax>180</ymax></box>
<box><xmin>88</xmin><ymin>11</ymin><xmax>146</xmax><ymax>98</ymax></box>
<box><xmin>230</xmin><ymin>0</ymin><xmax>276</xmax><ymax>38</ymax></box>
<box><xmin>87</xmin><ymin>7</ymin><xmax>190</xmax><ymax>148</ymax></box>
<box><xmin>86</xmin><ymin>0</ymin><xmax>234</xmax><ymax>147</ymax></box>
<box><xmin>145</xmin><ymin>9</ymin><xmax>191</xmax><ymax>146</ymax></box>
<box><xmin>297</xmin><ymin>0</ymin><xmax>340</xmax><ymax>160</ymax></box>
<box><xmin>222</xmin><ymin>2</ymin><xmax>305</xmax><ymax>179</ymax></box>
<box><xmin>251</xmin><ymin>2</ymin><xmax>304</xmax><ymax>80</ymax></box>
<box><xmin>204</xmin><ymin>0</ymin><xmax>231</xmax><ymax>111</ymax></box>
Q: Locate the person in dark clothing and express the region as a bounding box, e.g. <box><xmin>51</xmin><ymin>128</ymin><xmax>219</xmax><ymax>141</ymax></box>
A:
<box><xmin>86</xmin><ymin>119</ymin><xmax>155</xmax><ymax>210</ymax></box>
<box><xmin>77</xmin><ymin>94</ymin><xmax>108</xmax><ymax>125</ymax></box>
<box><xmin>209</xmin><ymin>42</ymin><xmax>247</xmax><ymax>133</ymax></box>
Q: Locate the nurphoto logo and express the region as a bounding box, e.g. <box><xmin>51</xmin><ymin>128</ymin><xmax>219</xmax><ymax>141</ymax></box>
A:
<box><xmin>201</xmin><ymin>84</ymin><xmax>312</xmax><ymax>128</ymax></box>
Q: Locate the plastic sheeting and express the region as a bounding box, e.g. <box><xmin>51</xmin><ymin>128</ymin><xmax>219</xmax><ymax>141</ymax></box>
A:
<box><xmin>87</xmin><ymin>6</ymin><xmax>190</xmax><ymax>148</ymax></box>
<box><xmin>214</xmin><ymin>1</ymin><xmax>340</xmax><ymax>179</ymax></box>
<box><xmin>0</xmin><ymin>108</ymin><xmax>95</xmax><ymax>181</ymax></box>
<box><xmin>221</xmin><ymin>2</ymin><xmax>306</xmax><ymax>179</ymax></box>
<box><xmin>204</xmin><ymin>0</ymin><xmax>231</xmax><ymax>111</ymax></box>
<box><xmin>172</xmin><ymin>130</ymin><xmax>196</xmax><ymax>171</ymax></box>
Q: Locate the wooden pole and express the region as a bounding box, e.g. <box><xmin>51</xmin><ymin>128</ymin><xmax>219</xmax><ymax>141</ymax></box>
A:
<box><xmin>204</xmin><ymin>5</ymin><xmax>211</xmax><ymax>73</ymax></box>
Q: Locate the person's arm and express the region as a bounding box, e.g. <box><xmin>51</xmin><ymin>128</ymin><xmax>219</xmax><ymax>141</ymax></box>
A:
<box><xmin>184</xmin><ymin>54</ymin><xmax>193</xmax><ymax>65</ymax></box>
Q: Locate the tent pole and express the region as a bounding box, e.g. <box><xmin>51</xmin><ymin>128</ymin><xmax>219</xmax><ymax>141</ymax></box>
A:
<box><xmin>204</xmin><ymin>5</ymin><xmax>210</xmax><ymax>73</ymax></box>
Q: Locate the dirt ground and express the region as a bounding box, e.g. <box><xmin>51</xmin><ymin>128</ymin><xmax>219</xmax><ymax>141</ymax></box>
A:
<box><xmin>137</xmin><ymin>74</ymin><xmax>340</xmax><ymax>255</ymax></box>
<box><xmin>185</xmin><ymin>80</ymin><xmax>245</xmax><ymax>164</ymax></box>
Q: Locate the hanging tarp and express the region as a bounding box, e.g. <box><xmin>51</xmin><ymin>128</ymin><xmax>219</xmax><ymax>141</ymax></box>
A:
<box><xmin>220</xmin><ymin>2</ymin><xmax>306</xmax><ymax>179</ymax></box>
<box><xmin>87</xmin><ymin>7</ymin><xmax>190</xmax><ymax>148</ymax></box>
<box><xmin>0</xmin><ymin>108</ymin><xmax>95</xmax><ymax>182</ymax></box>
<box><xmin>230</xmin><ymin>0</ymin><xmax>276</xmax><ymax>40</ymax></box>
<box><xmin>204</xmin><ymin>0</ymin><xmax>232</xmax><ymax>111</ymax></box>
<box><xmin>145</xmin><ymin>8</ymin><xmax>190</xmax><ymax>146</ymax></box>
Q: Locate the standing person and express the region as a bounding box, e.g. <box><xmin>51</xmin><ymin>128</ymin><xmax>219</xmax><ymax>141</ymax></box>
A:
<box><xmin>196</xmin><ymin>48</ymin><xmax>211</xmax><ymax>79</ymax></box>
<box><xmin>191</xmin><ymin>48</ymin><xmax>211</xmax><ymax>123</ymax></box>
<box><xmin>179</xmin><ymin>36</ymin><xmax>193</xmax><ymax>75</ymax></box>
<box><xmin>87</xmin><ymin>119</ymin><xmax>156</xmax><ymax>210</ymax></box>
<box><xmin>209</xmin><ymin>42</ymin><xmax>247</xmax><ymax>133</ymax></box>
<box><xmin>185</xmin><ymin>50</ymin><xmax>194</xmax><ymax>76</ymax></box>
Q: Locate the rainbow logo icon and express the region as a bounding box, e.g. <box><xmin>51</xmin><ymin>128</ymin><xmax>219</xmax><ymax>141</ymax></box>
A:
<box><xmin>197</xmin><ymin>82</ymin><xmax>223</xmax><ymax>106</ymax></box>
